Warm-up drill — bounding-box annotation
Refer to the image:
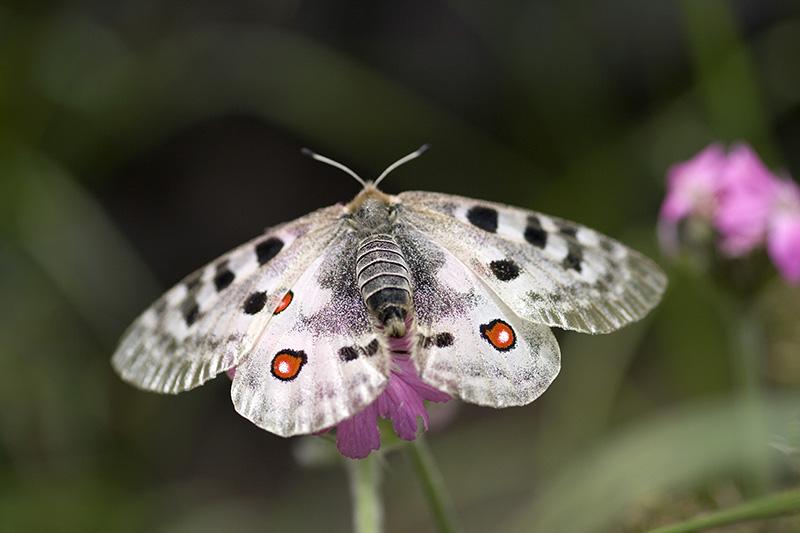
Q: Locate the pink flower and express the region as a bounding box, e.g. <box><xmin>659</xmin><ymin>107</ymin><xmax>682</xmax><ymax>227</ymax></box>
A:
<box><xmin>714</xmin><ymin>144</ymin><xmax>781</xmax><ymax>256</ymax></box>
<box><xmin>767</xmin><ymin>179</ymin><xmax>800</xmax><ymax>283</ymax></box>
<box><xmin>711</xmin><ymin>144</ymin><xmax>800</xmax><ymax>283</ymax></box>
<box><xmin>659</xmin><ymin>141</ymin><xmax>800</xmax><ymax>285</ymax></box>
<box><xmin>335</xmin><ymin>327</ymin><xmax>450</xmax><ymax>459</ymax></box>
<box><xmin>660</xmin><ymin>143</ymin><xmax>727</xmax><ymax>223</ymax></box>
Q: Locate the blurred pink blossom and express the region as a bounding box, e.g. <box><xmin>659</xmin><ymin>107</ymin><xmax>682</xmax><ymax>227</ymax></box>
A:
<box><xmin>714</xmin><ymin>144</ymin><xmax>781</xmax><ymax>256</ymax></box>
<box><xmin>767</xmin><ymin>179</ymin><xmax>800</xmax><ymax>283</ymax></box>
<box><xmin>658</xmin><ymin>144</ymin><xmax>727</xmax><ymax>254</ymax></box>
<box><xmin>660</xmin><ymin>142</ymin><xmax>800</xmax><ymax>284</ymax></box>
<box><xmin>660</xmin><ymin>143</ymin><xmax>727</xmax><ymax>224</ymax></box>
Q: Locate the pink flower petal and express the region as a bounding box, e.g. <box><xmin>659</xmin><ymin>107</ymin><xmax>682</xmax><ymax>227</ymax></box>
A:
<box><xmin>392</xmin><ymin>356</ymin><xmax>452</xmax><ymax>403</ymax></box>
<box><xmin>659</xmin><ymin>143</ymin><xmax>727</xmax><ymax>224</ymax></box>
<box><xmin>334</xmin><ymin>322</ymin><xmax>450</xmax><ymax>459</ymax></box>
<box><xmin>767</xmin><ymin>180</ymin><xmax>800</xmax><ymax>284</ymax></box>
<box><xmin>376</xmin><ymin>357</ymin><xmax>450</xmax><ymax>440</ymax></box>
<box><xmin>336</xmin><ymin>403</ymin><xmax>381</xmax><ymax>459</ymax></box>
<box><xmin>714</xmin><ymin>143</ymin><xmax>780</xmax><ymax>256</ymax></box>
<box><xmin>376</xmin><ymin>374</ymin><xmax>425</xmax><ymax>440</ymax></box>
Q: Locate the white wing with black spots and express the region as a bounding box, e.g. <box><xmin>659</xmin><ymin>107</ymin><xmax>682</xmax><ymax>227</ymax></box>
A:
<box><xmin>395</xmin><ymin>225</ymin><xmax>560</xmax><ymax>407</ymax></box>
<box><xmin>231</xmin><ymin>231</ymin><xmax>391</xmax><ymax>437</ymax></box>
<box><xmin>111</xmin><ymin>167</ymin><xmax>667</xmax><ymax>448</ymax></box>
<box><xmin>112</xmin><ymin>205</ymin><xmax>343</xmax><ymax>394</ymax></box>
<box><xmin>398</xmin><ymin>191</ymin><xmax>667</xmax><ymax>334</ymax></box>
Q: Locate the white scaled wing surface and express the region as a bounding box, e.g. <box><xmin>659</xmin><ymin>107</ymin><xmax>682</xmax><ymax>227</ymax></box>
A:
<box><xmin>230</xmin><ymin>231</ymin><xmax>391</xmax><ymax>437</ymax></box>
<box><xmin>399</xmin><ymin>191</ymin><xmax>667</xmax><ymax>334</ymax></box>
<box><xmin>396</xmin><ymin>224</ymin><xmax>560</xmax><ymax>407</ymax></box>
<box><xmin>112</xmin><ymin>205</ymin><xmax>341</xmax><ymax>393</ymax></box>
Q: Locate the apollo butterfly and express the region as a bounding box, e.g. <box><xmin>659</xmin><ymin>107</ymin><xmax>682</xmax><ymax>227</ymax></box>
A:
<box><xmin>112</xmin><ymin>145</ymin><xmax>666</xmax><ymax>450</ymax></box>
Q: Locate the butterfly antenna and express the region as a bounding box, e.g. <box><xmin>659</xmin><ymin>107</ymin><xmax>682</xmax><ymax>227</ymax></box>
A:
<box><xmin>374</xmin><ymin>144</ymin><xmax>430</xmax><ymax>187</ymax></box>
<box><xmin>301</xmin><ymin>147</ymin><xmax>367</xmax><ymax>188</ymax></box>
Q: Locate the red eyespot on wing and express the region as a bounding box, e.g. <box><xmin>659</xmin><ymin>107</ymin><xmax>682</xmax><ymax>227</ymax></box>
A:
<box><xmin>271</xmin><ymin>349</ymin><xmax>307</xmax><ymax>381</ymax></box>
<box><xmin>273</xmin><ymin>290</ymin><xmax>294</xmax><ymax>315</ymax></box>
<box><xmin>479</xmin><ymin>319</ymin><xmax>516</xmax><ymax>352</ymax></box>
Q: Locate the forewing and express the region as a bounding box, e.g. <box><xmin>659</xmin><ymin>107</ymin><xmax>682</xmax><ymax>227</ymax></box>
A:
<box><xmin>396</xmin><ymin>225</ymin><xmax>560</xmax><ymax>407</ymax></box>
<box><xmin>398</xmin><ymin>191</ymin><xmax>666</xmax><ymax>334</ymax></box>
<box><xmin>112</xmin><ymin>205</ymin><xmax>343</xmax><ymax>393</ymax></box>
<box><xmin>231</xmin><ymin>231</ymin><xmax>390</xmax><ymax>437</ymax></box>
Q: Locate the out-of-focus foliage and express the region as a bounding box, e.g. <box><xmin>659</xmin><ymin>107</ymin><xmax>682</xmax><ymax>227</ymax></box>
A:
<box><xmin>1</xmin><ymin>1</ymin><xmax>799</xmax><ymax>531</ymax></box>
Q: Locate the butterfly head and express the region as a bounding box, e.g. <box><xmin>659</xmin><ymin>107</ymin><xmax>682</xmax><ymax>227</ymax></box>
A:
<box><xmin>344</xmin><ymin>185</ymin><xmax>397</xmax><ymax>234</ymax></box>
<box><xmin>301</xmin><ymin>144</ymin><xmax>430</xmax><ymax>233</ymax></box>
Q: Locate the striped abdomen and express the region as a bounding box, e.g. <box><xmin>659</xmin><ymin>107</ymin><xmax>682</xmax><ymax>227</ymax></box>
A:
<box><xmin>356</xmin><ymin>233</ymin><xmax>413</xmax><ymax>337</ymax></box>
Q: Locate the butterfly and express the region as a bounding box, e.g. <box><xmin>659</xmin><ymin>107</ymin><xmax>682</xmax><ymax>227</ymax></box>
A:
<box><xmin>112</xmin><ymin>145</ymin><xmax>667</xmax><ymax>442</ymax></box>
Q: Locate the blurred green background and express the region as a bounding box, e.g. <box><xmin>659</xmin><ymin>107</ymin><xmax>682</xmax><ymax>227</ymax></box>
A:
<box><xmin>2</xmin><ymin>1</ymin><xmax>800</xmax><ymax>532</ymax></box>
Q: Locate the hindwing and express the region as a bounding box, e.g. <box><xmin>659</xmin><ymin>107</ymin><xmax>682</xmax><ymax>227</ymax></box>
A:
<box><xmin>231</xmin><ymin>231</ymin><xmax>391</xmax><ymax>437</ymax></box>
<box><xmin>395</xmin><ymin>225</ymin><xmax>561</xmax><ymax>407</ymax></box>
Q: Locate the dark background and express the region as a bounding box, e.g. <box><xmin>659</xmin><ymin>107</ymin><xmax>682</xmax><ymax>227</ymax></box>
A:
<box><xmin>2</xmin><ymin>1</ymin><xmax>800</xmax><ymax>531</ymax></box>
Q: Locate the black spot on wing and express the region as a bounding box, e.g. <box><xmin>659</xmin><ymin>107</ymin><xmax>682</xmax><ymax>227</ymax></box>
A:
<box><xmin>243</xmin><ymin>291</ymin><xmax>268</xmax><ymax>314</ymax></box>
<box><xmin>489</xmin><ymin>259</ymin><xmax>520</xmax><ymax>281</ymax></box>
<box><xmin>339</xmin><ymin>339</ymin><xmax>381</xmax><ymax>362</ymax></box>
<box><xmin>184</xmin><ymin>271</ymin><xmax>203</xmax><ymax>291</ymax></box>
<box><xmin>255</xmin><ymin>237</ymin><xmax>284</xmax><ymax>265</ymax></box>
<box><xmin>422</xmin><ymin>332</ymin><xmax>455</xmax><ymax>349</ymax></box>
<box><xmin>365</xmin><ymin>339</ymin><xmax>380</xmax><ymax>356</ymax></box>
<box><xmin>559</xmin><ymin>224</ymin><xmax>578</xmax><ymax>238</ymax></box>
<box><xmin>339</xmin><ymin>346</ymin><xmax>359</xmax><ymax>362</ymax></box>
<box><xmin>435</xmin><ymin>332</ymin><xmax>454</xmax><ymax>348</ymax></box>
<box><xmin>466</xmin><ymin>206</ymin><xmax>498</xmax><ymax>233</ymax></box>
<box><xmin>600</xmin><ymin>238</ymin><xmax>617</xmax><ymax>254</ymax></box>
<box><xmin>181</xmin><ymin>299</ymin><xmax>199</xmax><ymax>326</ymax></box>
<box><xmin>562</xmin><ymin>243</ymin><xmax>584</xmax><ymax>272</ymax></box>
<box><xmin>214</xmin><ymin>269</ymin><xmax>235</xmax><ymax>291</ymax></box>
<box><xmin>524</xmin><ymin>216</ymin><xmax>548</xmax><ymax>248</ymax></box>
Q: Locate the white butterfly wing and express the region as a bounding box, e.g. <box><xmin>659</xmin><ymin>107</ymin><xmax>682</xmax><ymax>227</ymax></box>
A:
<box><xmin>399</xmin><ymin>191</ymin><xmax>666</xmax><ymax>334</ymax></box>
<box><xmin>231</xmin><ymin>231</ymin><xmax>390</xmax><ymax>437</ymax></box>
<box><xmin>396</xmin><ymin>225</ymin><xmax>560</xmax><ymax>407</ymax></box>
<box><xmin>112</xmin><ymin>205</ymin><xmax>342</xmax><ymax>393</ymax></box>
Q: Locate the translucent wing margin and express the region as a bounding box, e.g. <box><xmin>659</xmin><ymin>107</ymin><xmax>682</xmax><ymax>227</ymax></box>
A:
<box><xmin>112</xmin><ymin>205</ymin><xmax>342</xmax><ymax>393</ymax></box>
<box><xmin>398</xmin><ymin>191</ymin><xmax>667</xmax><ymax>334</ymax></box>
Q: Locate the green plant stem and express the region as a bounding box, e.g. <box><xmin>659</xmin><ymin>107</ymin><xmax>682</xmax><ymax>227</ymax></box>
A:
<box><xmin>408</xmin><ymin>438</ymin><xmax>463</xmax><ymax>533</ymax></box>
<box><xmin>348</xmin><ymin>454</ymin><xmax>383</xmax><ymax>533</ymax></box>
<box><xmin>648</xmin><ymin>487</ymin><xmax>800</xmax><ymax>533</ymax></box>
<box><xmin>729</xmin><ymin>299</ymin><xmax>772</xmax><ymax>495</ymax></box>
